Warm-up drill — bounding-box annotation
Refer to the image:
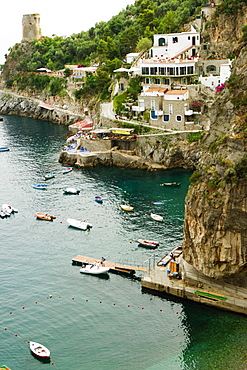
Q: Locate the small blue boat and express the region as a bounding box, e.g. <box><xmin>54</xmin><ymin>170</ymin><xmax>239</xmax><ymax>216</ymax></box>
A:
<box><xmin>44</xmin><ymin>173</ymin><xmax>55</xmax><ymax>180</ymax></box>
<box><xmin>95</xmin><ymin>196</ymin><xmax>103</xmax><ymax>204</ymax></box>
<box><xmin>32</xmin><ymin>184</ymin><xmax>47</xmax><ymax>190</ymax></box>
<box><xmin>0</xmin><ymin>147</ymin><xmax>10</xmax><ymax>152</ymax></box>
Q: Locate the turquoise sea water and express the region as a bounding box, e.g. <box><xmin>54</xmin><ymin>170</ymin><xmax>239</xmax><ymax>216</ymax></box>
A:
<box><xmin>0</xmin><ymin>115</ymin><xmax>246</xmax><ymax>370</ymax></box>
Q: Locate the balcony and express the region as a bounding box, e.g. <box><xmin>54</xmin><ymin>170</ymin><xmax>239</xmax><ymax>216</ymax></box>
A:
<box><xmin>132</xmin><ymin>106</ymin><xmax>145</xmax><ymax>112</ymax></box>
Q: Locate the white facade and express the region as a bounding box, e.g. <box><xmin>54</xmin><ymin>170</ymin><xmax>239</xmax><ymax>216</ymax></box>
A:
<box><xmin>199</xmin><ymin>61</ymin><xmax>231</xmax><ymax>90</ymax></box>
<box><xmin>126</xmin><ymin>53</ymin><xmax>139</xmax><ymax>64</ymax></box>
<box><xmin>150</xmin><ymin>26</ymin><xmax>200</xmax><ymax>59</ymax></box>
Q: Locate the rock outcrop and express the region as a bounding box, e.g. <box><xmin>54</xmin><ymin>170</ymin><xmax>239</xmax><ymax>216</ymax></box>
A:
<box><xmin>0</xmin><ymin>92</ymin><xmax>81</xmax><ymax>125</ymax></box>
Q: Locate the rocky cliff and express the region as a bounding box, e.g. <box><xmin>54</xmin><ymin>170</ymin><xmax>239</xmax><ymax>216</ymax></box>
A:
<box><xmin>0</xmin><ymin>92</ymin><xmax>81</xmax><ymax>125</ymax></box>
<box><xmin>182</xmin><ymin>41</ymin><xmax>247</xmax><ymax>285</ymax></box>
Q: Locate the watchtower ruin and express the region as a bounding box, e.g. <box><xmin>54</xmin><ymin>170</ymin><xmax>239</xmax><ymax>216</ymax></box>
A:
<box><xmin>22</xmin><ymin>14</ymin><xmax>41</xmax><ymax>41</ymax></box>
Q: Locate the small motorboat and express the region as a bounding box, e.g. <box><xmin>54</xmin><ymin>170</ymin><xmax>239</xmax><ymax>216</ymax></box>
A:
<box><xmin>151</xmin><ymin>201</ymin><xmax>164</xmax><ymax>205</ymax></box>
<box><xmin>138</xmin><ymin>239</ymin><xmax>159</xmax><ymax>248</ymax></box>
<box><xmin>151</xmin><ymin>213</ymin><xmax>163</xmax><ymax>222</ymax></box>
<box><xmin>35</xmin><ymin>212</ymin><xmax>56</xmax><ymax>221</ymax></box>
<box><xmin>32</xmin><ymin>184</ymin><xmax>47</xmax><ymax>190</ymax></box>
<box><xmin>67</xmin><ymin>218</ymin><xmax>92</xmax><ymax>230</ymax></box>
<box><xmin>0</xmin><ymin>366</ymin><xmax>12</xmax><ymax>370</ymax></box>
<box><xmin>120</xmin><ymin>204</ymin><xmax>134</xmax><ymax>211</ymax></box>
<box><xmin>63</xmin><ymin>187</ymin><xmax>80</xmax><ymax>195</ymax></box>
<box><xmin>62</xmin><ymin>167</ymin><xmax>73</xmax><ymax>174</ymax></box>
<box><xmin>44</xmin><ymin>173</ymin><xmax>55</xmax><ymax>180</ymax></box>
<box><xmin>29</xmin><ymin>341</ymin><xmax>50</xmax><ymax>360</ymax></box>
<box><xmin>0</xmin><ymin>147</ymin><xmax>10</xmax><ymax>152</ymax></box>
<box><xmin>95</xmin><ymin>196</ymin><xmax>103</xmax><ymax>204</ymax></box>
<box><xmin>160</xmin><ymin>182</ymin><xmax>181</xmax><ymax>186</ymax></box>
<box><xmin>2</xmin><ymin>204</ymin><xmax>18</xmax><ymax>215</ymax></box>
<box><xmin>0</xmin><ymin>116</ymin><xmax>3</xmax><ymax>121</ymax></box>
<box><xmin>80</xmin><ymin>263</ymin><xmax>110</xmax><ymax>275</ymax></box>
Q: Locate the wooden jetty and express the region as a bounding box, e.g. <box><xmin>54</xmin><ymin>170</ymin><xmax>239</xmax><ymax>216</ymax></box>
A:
<box><xmin>72</xmin><ymin>255</ymin><xmax>147</xmax><ymax>275</ymax></box>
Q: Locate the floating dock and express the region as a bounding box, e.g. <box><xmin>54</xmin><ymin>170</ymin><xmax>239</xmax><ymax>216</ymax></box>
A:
<box><xmin>72</xmin><ymin>255</ymin><xmax>148</xmax><ymax>275</ymax></box>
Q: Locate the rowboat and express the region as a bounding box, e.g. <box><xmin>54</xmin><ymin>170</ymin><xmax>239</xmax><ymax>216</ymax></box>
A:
<box><xmin>44</xmin><ymin>173</ymin><xmax>55</xmax><ymax>180</ymax></box>
<box><xmin>95</xmin><ymin>196</ymin><xmax>103</xmax><ymax>203</ymax></box>
<box><xmin>63</xmin><ymin>187</ymin><xmax>80</xmax><ymax>194</ymax></box>
<box><xmin>0</xmin><ymin>147</ymin><xmax>10</xmax><ymax>152</ymax></box>
<box><xmin>160</xmin><ymin>182</ymin><xmax>181</xmax><ymax>186</ymax></box>
<box><xmin>120</xmin><ymin>204</ymin><xmax>134</xmax><ymax>211</ymax></box>
<box><xmin>32</xmin><ymin>184</ymin><xmax>47</xmax><ymax>190</ymax></box>
<box><xmin>67</xmin><ymin>218</ymin><xmax>92</xmax><ymax>230</ymax></box>
<box><xmin>138</xmin><ymin>239</ymin><xmax>159</xmax><ymax>248</ymax></box>
<box><xmin>29</xmin><ymin>341</ymin><xmax>50</xmax><ymax>360</ymax></box>
<box><xmin>151</xmin><ymin>213</ymin><xmax>163</xmax><ymax>221</ymax></box>
<box><xmin>35</xmin><ymin>212</ymin><xmax>56</xmax><ymax>221</ymax></box>
<box><xmin>62</xmin><ymin>167</ymin><xmax>73</xmax><ymax>174</ymax></box>
<box><xmin>80</xmin><ymin>263</ymin><xmax>110</xmax><ymax>275</ymax></box>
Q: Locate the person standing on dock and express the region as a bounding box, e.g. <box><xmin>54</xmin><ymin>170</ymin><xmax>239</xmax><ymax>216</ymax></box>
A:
<box><xmin>101</xmin><ymin>257</ymin><xmax>106</xmax><ymax>266</ymax></box>
<box><xmin>170</xmin><ymin>252</ymin><xmax>176</xmax><ymax>261</ymax></box>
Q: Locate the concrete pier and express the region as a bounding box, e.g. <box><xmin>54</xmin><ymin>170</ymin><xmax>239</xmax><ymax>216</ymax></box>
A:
<box><xmin>142</xmin><ymin>258</ymin><xmax>247</xmax><ymax>315</ymax></box>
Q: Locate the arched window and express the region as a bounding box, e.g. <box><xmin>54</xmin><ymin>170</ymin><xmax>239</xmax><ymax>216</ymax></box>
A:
<box><xmin>158</xmin><ymin>37</ymin><xmax>166</xmax><ymax>46</ymax></box>
<box><xmin>206</xmin><ymin>65</ymin><xmax>217</xmax><ymax>73</ymax></box>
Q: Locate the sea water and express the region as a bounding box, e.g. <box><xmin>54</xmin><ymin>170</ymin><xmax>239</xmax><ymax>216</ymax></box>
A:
<box><xmin>0</xmin><ymin>115</ymin><xmax>246</xmax><ymax>370</ymax></box>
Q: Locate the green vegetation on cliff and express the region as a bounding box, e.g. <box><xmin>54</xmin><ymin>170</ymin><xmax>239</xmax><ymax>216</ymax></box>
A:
<box><xmin>2</xmin><ymin>0</ymin><xmax>204</xmax><ymax>100</ymax></box>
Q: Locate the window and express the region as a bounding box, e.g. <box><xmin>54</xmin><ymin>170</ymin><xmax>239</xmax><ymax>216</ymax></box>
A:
<box><xmin>158</xmin><ymin>37</ymin><xmax>167</xmax><ymax>46</ymax></box>
<box><xmin>151</xmin><ymin>100</ymin><xmax>155</xmax><ymax>110</ymax></box>
<box><xmin>159</xmin><ymin>67</ymin><xmax>165</xmax><ymax>75</ymax></box>
<box><xmin>120</xmin><ymin>83</ymin><xmax>124</xmax><ymax>91</ymax></box>
<box><xmin>145</xmin><ymin>77</ymin><xmax>150</xmax><ymax>84</ymax></box>
<box><xmin>164</xmin><ymin>78</ymin><xmax>170</xmax><ymax>84</ymax></box>
<box><xmin>187</xmin><ymin>66</ymin><xmax>194</xmax><ymax>74</ymax></box>
<box><xmin>142</xmin><ymin>67</ymin><xmax>149</xmax><ymax>75</ymax></box>
<box><xmin>163</xmin><ymin>114</ymin><xmax>170</xmax><ymax>122</ymax></box>
<box><xmin>169</xmin><ymin>104</ymin><xmax>173</xmax><ymax>114</ymax></box>
<box><xmin>150</xmin><ymin>67</ymin><xmax>157</xmax><ymax>75</ymax></box>
<box><xmin>206</xmin><ymin>65</ymin><xmax>217</xmax><ymax>73</ymax></box>
<box><xmin>172</xmin><ymin>37</ymin><xmax>178</xmax><ymax>43</ymax></box>
<box><xmin>155</xmin><ymin>78</ymin><xmax>160</xmax><ymax>84</ymax></box>
<box><xmin>176</xmin><ymin>115</ymin><xmax>182</xmax><ymax>122</ymax></box>
<box><xmin>180</xmin><ymin>67</ymin><xmax>186</xmax><ymax>75</ymax></box>
<box><xmin>167</xmin><ymin>67</ymin><xmax>175</xmax><ymax>75</ymax></box>
<box><xmin>150</xmin><ymin>110</ymin><xmax>158</xmax><ymax>120</ymax></box>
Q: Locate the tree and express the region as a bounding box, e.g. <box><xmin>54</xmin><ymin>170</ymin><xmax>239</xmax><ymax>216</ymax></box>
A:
<box><xmin>136</xmin><ymin>37</ymin><xmax>152</xmax><ymax>52</ymax></box>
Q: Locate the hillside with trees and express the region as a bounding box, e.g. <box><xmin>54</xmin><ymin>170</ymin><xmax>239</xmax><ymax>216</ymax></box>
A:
<box><xmin>1</xmin><ymin>0</ymin><xmax>204</xmax><ymax>102</ymax></box>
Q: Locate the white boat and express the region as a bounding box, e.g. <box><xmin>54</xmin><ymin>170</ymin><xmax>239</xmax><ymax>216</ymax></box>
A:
<box><xmin>120</xmin><ymin>204</ymin><xmax>134</xmax><ymax>211</ymax></box>
<box><xmin>62</xmin><ymin>167</ymin><xmax>73</xmax><ymax>174</ymax></box>
<box><xmin>29</xmin><ymin>341</ymin><xmax>50</xmax><ymax>360</ymax></box>
<box><xmin>67</xmin><ymin>218</ymin><xmax>92</xmax><ymax>230</ymax></box>
<box><xmin>80</xmin><ymin>263</ymin><xmax>110</xmax><ymax>275</ymax></box>
<box><xmin>138</xmin><ymin>239</ymin><xmax>159</xmax><ymax>248</ymax></box>
<box><xmin>2</xmin><ymin>204</ymin><xmax>18</xmax><ymax>214</ymax></box>
<box><xmin>151</xmin><ymin>213</ymin><xmax>163</xmax><ymax>222</ymax></box>
<box><xmin>63</xmin><ymin>187</ymin><xmax>80</xmax><ymax>194</ymax></box>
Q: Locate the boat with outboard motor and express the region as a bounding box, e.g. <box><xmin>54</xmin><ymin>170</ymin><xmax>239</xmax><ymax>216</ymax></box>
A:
<box><xmin>67</xmin><ymin>218</ymin><xmax>92</xmax><ymax>230</ymax></box>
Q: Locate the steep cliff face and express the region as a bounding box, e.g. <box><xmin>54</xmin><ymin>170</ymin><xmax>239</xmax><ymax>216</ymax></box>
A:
<box><xmin>202</xmin><ymin>3</ymin><xmax>247</xmax><ymax>58</ymax></box>
<box><xmin>183</xmin><ymin>43</ymin><xmax>247</xmax><ymax>285</ymax></box>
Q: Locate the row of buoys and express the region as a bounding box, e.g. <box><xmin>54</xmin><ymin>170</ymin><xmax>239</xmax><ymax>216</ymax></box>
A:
<box><xmin>5</xmin><ymin>294</ymin><xmax>180</xmax><ymax>314</ymax></box>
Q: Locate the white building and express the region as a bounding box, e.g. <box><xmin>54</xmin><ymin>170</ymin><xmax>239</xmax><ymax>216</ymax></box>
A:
<box><xmin>149</xmin><ymin>26</ymin><xmax>200</xmax><ymax>60</ymax></box>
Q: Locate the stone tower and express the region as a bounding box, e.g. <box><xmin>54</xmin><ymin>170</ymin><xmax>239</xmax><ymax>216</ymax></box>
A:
<box><xmin>22</xmin><ymin>14</ymin><xmax>41</xmax><ymax>42</ymax></box>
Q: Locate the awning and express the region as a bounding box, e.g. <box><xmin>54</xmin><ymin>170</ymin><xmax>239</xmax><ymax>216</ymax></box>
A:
<box><xmin>39</xmin><ymin>103</ymin><xmax>54</xmax><ymax>110</ymax></box>
<box><xmin>110</xmin><ymin>128</ymin><xmax>134</xmax><ymax>135</ymax></box>
<box><xmin>113</xmin><ymin>67</ymin><xmax>130</xmax><ymax>72</ymax></box>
